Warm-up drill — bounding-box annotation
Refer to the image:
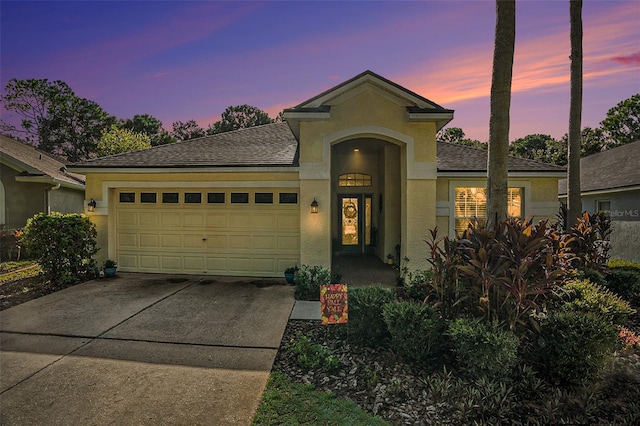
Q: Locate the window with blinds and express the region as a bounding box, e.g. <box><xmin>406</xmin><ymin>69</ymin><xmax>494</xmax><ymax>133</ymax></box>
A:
<box><xmin>454</xmin><ymin>187</ymin><xmax>523</xmax><ymax>233</ymax></box>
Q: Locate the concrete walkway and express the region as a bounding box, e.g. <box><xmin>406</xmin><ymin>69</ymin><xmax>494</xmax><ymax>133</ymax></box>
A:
<box><xmin>0</xmin><ymin>273</ymin><xmax>294</xmax><ymax>426</ymax></box>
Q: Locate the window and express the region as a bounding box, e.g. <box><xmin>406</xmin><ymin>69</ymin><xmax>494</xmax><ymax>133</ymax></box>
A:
<box><xmin>162</xmin><ymin>192</ymin><xmax>179</xmax><ymax>203</ymax></box>
<box><xmin>207</xmin><ymin>192</ymin><xmax>225</xmax><ymax>204</ymax></box>
<box><xmin>231</xmin><ymin>192</ymin><xmax>249</xmax><ymax>204</ymax></box>
<box><xmin>597</xmin><ymin>200</ymin><xmax>610</xmax><ymax>214</ymax></box>
<box><xmin>454</xmin><ymin>187</ymin><xmax>523</xmax><ymax>233</ymax></box>
<box><xmin>255</xmin><ymin>193</ymin><xmax>273</xmax><ymax>204</ymax></box>
<box><xmin>140</xmin><ymin>193</ymin><xmax>157</xmax><ymax>203</ymax></box>
<box><xmin>185</xmin><ymin>192</ymin><xmax>202</xmax><ymax>204</ymax></box>
<box><xmin>279</xmin><ymin>193</ymin><xmax>298</xmax><ymax>204</ymax></box>
<box><xmin>119</xmin><ymin>192</ymin><xmax>135</xmax><ymax>203</ymax></box>
<box><xmin>338</xmin><ymin>173</ymin><xmax>372</xmax><ymax>187</ymax></box>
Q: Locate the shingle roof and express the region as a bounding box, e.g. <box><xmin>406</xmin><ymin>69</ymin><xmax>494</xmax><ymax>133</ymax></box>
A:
<box><xmin>0</xmin><ymin>135</ymin><xmax>85</xmax><ymax>187</ymax></box>
<box><xmin>558</xmin><ymin>140</ymin><xmax>640</xmax><ymax>195</ymax></box>
<box><xmin>72</xmin><ymin>122</ymin><xmax>299</xmax><ymax>168</ymax></box>
<box><xmin>437</xmin><ymin>142</ymin><xmax>567</xmax><ymax>173</ymax></box>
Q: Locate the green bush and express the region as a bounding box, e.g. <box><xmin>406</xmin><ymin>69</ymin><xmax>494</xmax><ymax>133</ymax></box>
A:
<box><xmin>22</xmin><ymin>212</ymin><xmax>98</xmax><ymax>285</ymax></box>
<box><xmin>347</xmin><ymin>286</ymin><xmax>395</xmax><ymax>347</ymax></box>
<box><xmin>537</xmin><ymin>311</ymin><xmax>618</xmax><ymax>386</ymax></box>
<box><xmin>382</xmin><ymin>300</ymin><xmax>444</xmax><ymax>362</ymax></box>
<box><xmin>402</xmin><ymin>269</ymin><xmax>432</xmax><ymax>302</ymax></box>
<box><xmin>294</xmin><ymin>265</ymin><xmax>332</xmax><ymax>300</ymax></box>
<box><xmin>605</xmin><ymin>268</ymin><xmax>640</xmax><ymax>305</ymax></box>
<box><xmin>560</xmin><ymin>279</ymin><xmax>633</xmax><ymax>326</ymax></box>
<box><xmin>447</xmin><ymin>318</ymin><xmax>519</xmax><ymax>379</ymax></box>
<box><xmin>577</xmin><ymin>267</ymin><xmax>607</xmax><ymax>286</ymax></box>
<box><xmin>287</xmin><ymin>332</ymin><xmax>340</xmax><ymax>372</ymax></box>
<box><xmin>608</xmin><ymin>258</ymin><xmax>640</xmax><ymax>271</ymax></box>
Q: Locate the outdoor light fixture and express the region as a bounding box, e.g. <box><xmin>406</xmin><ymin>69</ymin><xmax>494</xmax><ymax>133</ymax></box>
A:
<box><xmin>353</xmin><ymin>148</ymin><xmax>360</xmax><ymax>152</ymax></box>
<box><xmin>88</xmin><ymin>199</ymin><xmax>97</xmax><ymax>212</ymax></box>
<box><xmin>310</xmin><ymin>198</ymin><xmax>319</xmax><ymax>214</ymax></box>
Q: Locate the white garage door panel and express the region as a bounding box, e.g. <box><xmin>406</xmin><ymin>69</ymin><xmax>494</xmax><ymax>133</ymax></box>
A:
<box><xmin>115</xmin><ymin>189</ymin><xmax>300</xmax><ymax>277</ymax></box>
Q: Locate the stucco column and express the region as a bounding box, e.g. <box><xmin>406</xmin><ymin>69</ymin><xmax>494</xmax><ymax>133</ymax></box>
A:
<box><xmin>405</xmin><ymin>179</ymin><xmax>437</xmax><ymax>272</ymax></box>
<box><xmin>299</xmin><ymin>179</ymin><xmax>332</xmax><ymax>269</ymax></box>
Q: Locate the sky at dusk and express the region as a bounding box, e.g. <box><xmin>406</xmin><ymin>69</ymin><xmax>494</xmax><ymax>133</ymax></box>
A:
<box><xmin>1</xmin><ymin>0</ymin><xmax>638</xmax><ymax>143</ymax></box>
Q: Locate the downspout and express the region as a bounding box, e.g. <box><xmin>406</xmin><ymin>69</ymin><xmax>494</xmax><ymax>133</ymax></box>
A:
<box><xmin>46</xmin><ymin>183</ymin><xmax>61</xmax><ymax>214</ymax></box>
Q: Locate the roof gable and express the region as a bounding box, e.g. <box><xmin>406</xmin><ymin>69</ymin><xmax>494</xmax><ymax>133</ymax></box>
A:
<box><xmin>0</xmin><ymin>135</ymin><xmax>85</xmax><ymax>188</ymax></box>
<box><xmin>291</xmin><ymin>70</ymin><xmax>448</xmax><ymax>111</ymax></box>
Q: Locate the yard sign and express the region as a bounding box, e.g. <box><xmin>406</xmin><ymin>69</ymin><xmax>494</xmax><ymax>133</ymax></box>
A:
<box><xmin>320</xmin><ymin>283</ymin><xmax>348</xmax><ymax>325</ymax></box>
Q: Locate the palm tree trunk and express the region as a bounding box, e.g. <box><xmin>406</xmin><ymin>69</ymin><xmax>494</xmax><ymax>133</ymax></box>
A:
<box><xmin>487</xmin><ymin>0</ymin><xmax>516</xmax><ymax>230</ymax></box>
<box><xmin>567</xmin><ymin>0</ymin><xmax>583</xmax><ymax>228</ymax></box>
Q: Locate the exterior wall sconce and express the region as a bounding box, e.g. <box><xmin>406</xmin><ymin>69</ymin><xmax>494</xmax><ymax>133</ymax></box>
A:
<box><xmin>88</xmin><ymin>199</ymin><xmax>97</xmax><ymax>212</ymax></box>
<box><xmin>310</xmin><ymin>198</ymin><xmax>319</xmax><ymax>214</ymax></box>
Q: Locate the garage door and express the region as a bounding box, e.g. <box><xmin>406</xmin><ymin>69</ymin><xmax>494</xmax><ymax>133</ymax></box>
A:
<box><xmin>114</xmin><ymin>188</ymin><xmax>300</xmax><ymax>277</ymax></box>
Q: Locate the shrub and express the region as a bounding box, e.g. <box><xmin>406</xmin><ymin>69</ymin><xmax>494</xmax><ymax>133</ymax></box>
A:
<box><xmin>287</xmin><ymin>332</ymin><xmax>340</xmax><ymax>372</ymax></box>
<box><xmin>555</xmin><ymin>206</ymin><xmax>612</xmax><ymax>272</ymax></box>
<box><xmin>21</xmin><ymin>212</ymin><xmax>98</xmax><ymax>285</ymax></box>
<box><xmin>347</xmin><ymin>286</ymin><xmax>394</xmax><ymax>347</ymax></box>
<box><xmin>604</xmin><ymin>268</ymin><xmax>640</xmax><ymax>305</ymax></box>
<box><xmin>401</xmin><ymin>269</ymin><xmax>432</xmax><ymax>302</ymax></box>
<box><xmin>294</xmin><ymin>265</ymin><xmax>332</xmax><ymax>300</ymax></box>
<box><xmin>382</xmin><ymin>300</ymin><xmax>445</xmax><ymax>362</ymax></box>
<box><xmin>560</xmin><ymin>279</ymin><xmax>633</xmax><ymax>326</ymax></box>
<box><xmin>447</xmin><ymin>318</ymin><xmax>519</xmax><ymax>379</ymax></box>
<box><xmin>577</xmin><ymin>267</ymin><xmax>607</xmax><ymax>286</ymax></box>
<box><xmin>536</xmin><ymin>310</ymin><xmax>618</xmax><ymax>386</ymax></box>
<box><xmin>455</xmin><ymin>217</ymin><xmax>569</xmax><ymax>330</ymax></box>
<box><xmin>608</xmin><ymin>258</ymin><xmax>640</xmax><ymax>271</ymax></box>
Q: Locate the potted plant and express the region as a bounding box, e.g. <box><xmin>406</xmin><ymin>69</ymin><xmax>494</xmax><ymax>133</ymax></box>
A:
<box><xmin>103</xmin><ymin>259</ymin><xmax>117</xmax><ymax>277</ymax></box>
<box><xmin>284</xmin><ymin>265</ymin><xmax>298</xmax><ymax>284</ymax></box>
<box><xmin>386</xmin><ymin>253</ymin><xmax>394</xmax><ymax>265</ymax></box>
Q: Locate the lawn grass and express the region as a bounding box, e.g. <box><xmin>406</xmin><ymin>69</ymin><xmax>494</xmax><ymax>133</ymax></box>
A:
<box><xmin>0</xmin><ymin>261</ymin><xmax>41</xmax><ymax>283</ymax></box>
<box><xmin>252</xmin><ymin>372</ymin><xmax>388</xmax><ymax>426</ymax></box>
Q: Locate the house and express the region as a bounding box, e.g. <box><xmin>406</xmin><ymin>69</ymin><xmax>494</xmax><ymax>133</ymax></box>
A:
<box><xmin>559</xmin><ymin>140</ymin><xmax>640</xmax><ymax>263</ymax></box>
<box><xmin>0</xmin><ymin>135</ymin><xmax>86</xmax><ymax>229</ymax></box>
<box><xmin>70</xmin><ymin>71</ymin><xmax>565</xmax><ymax>277</ymax></box>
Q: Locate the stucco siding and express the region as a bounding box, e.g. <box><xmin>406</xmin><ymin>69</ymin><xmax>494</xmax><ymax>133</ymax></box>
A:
<box><xmin>1</xmin><ymin>163</ymin><xmax>47</xmax><ymax>228</ymax></box>
<box><xmin>581</xmin><ymin>190</ymin><xmax>640</xmax><ymax>264</ymax></box>
<box><xmin>299</xmin><ymin>179</ymin><xmax>331</xmax><ymax>269</ymax></box>
<box><xmin>49</xmin><ymin>187</ymin><xmax>84</xmax><ymax>215</ymax></box>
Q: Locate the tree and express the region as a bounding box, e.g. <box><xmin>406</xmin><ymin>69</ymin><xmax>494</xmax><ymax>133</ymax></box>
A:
<box><xmin>171</xmin><ymin>120</ymin><xmax>205</xmax><ymax>141</ymax></box>
<box><xmin>486</xmin><ymin>0</ymin><xmax>516</xmax><ymax>229</ymax></box>
<box><xmin>206</xmin><ymin>104</ymin><xmax>274</xmax><ymax>135</ymax></box>
<box><xmin>0</xmin><ymin>78</ymin><xmax>114</xmax><ymax>161</ymax></box>
<box><xmin>567</xmin><ymin>0</ymin><xmax>583</xmax><ymax>228</ymax></box>
<box><xmin>509</xmin><ymin>134</ymin><xmax>566</xmax><ymax>165</ymax></box>
<box><xmin>600</xmin><ymin>94</ymin><xmax>640</xmax><ymax>149</ymax></box>
<box><xmin>96</xmin><ymin>125</ymin><xmax>151</xmax><ymax>157</ymax></box>
<box><xmin>436</xmin><ymin>127</ymin><xmax>487</xmax><ymax>149</ymax></box>
<box><xmin>119</xmin><ymin>114</ymin><xmax>176</xmax><ymax>146</ymax></box>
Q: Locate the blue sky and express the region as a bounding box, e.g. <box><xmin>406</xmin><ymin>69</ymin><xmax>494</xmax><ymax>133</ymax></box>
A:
<box><xmin>1</xmin><ymin>0</ymin><xmax>638</xmax><ymax>142</ymax></box>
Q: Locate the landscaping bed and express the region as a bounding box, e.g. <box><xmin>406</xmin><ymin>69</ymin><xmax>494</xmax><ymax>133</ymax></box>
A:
<box><xmin>0</xmin><ymin>262</ymin><xmax>81</xmax><ymax>311</ymax></box>
<box><xmin>271</xmin><ymin>313</ymin><xmax>640</xmax><ymax>425</ymax></box>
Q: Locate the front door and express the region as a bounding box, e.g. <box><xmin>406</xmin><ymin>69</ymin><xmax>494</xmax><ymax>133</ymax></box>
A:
<box><xmin>339</xmin><ymin>194</ymin><xmax>372</xmax><ymax>254</ymax></box>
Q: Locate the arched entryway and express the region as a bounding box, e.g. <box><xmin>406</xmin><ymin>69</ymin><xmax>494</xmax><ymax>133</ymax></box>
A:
<box><xmin>330</xmin><ymin>138</ymin><xmax>401</xmax><ymax>262</ymax></box>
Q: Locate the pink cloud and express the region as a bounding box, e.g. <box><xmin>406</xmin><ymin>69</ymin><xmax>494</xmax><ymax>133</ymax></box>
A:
<box><xmin>611</xmin><ymin>52</ymin><xmax>640</xmax><ymax>66</ymax></box>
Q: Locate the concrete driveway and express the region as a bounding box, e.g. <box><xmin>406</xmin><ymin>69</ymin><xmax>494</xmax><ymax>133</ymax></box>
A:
<box><xmin>0</xmin><ymin>273</ymin><xmax>294</xmax><ymax>425</ymax></box>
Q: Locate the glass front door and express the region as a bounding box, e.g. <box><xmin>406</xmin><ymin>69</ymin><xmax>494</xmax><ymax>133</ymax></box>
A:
<box><xmin>339</xmin><ymin>194</ymin><xmax>372</xmax><ymax>253</ymax></box>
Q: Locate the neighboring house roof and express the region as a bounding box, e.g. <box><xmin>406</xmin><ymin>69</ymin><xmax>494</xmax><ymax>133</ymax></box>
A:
<box><xmin>437</xmin><ymin>142</ymin><xmax>566</xmax><ymax>174</ymax></box>
<box><xmin>72</xmin><ymin>122</ymin><xmax>299</xmax><ymax>169</ymax></box>
<box><xmin>0</xmin><ymin>135</ymin><xmax>85</xmax><ymax>189</ymax></box>
<box><xmin>558</xmin><ymin>140</ymin><xmax>640</xmax><ymax>196</ymax></box>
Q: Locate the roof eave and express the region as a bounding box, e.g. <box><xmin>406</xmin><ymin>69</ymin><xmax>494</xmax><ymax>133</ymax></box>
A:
<box><xmin>15</xmin><ymin>175</ymin><xmax>85</xmax><ymax>190</ymax></box>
